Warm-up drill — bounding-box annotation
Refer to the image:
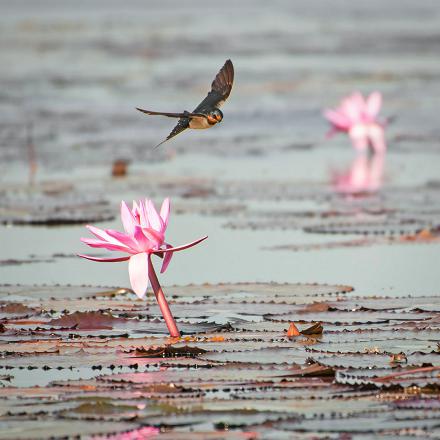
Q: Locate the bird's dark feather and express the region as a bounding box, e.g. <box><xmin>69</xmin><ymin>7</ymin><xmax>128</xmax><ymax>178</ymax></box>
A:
<box><xmin>155</xmin><ymin>118</ymin><xmax>189</xmax><ymax>148</ymax></box>
<box><xmin>136</xmin><ymin>108</ymin><xmax>205</xmax><ymax>119</ymax></box>
<box><xmin>193</xmin><ymin>59</ymin><xmax>234</xmax><ymax>113</ymax></box>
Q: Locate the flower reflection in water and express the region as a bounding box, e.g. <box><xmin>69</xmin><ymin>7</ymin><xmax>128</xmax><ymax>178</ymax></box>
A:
<box><xmin>332</xmin><ymin>153</ymin><xmax>385</xmax><ymax>194</ymax></box>
<box><xmin>93</xmin><ymin>426</ymin><xmax>159</xmax><ymax>440</ymax></box>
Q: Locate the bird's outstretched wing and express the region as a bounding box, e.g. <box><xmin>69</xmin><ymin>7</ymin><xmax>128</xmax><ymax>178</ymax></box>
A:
<box><xmin>136</xmin><ymin>108</ymin><xmax>203</xmax><ymax>149</ymax></box>
<box><xmin>193</xmin><ymin>59</ymin><xmax>234</xmax><ymax>113</ymax></box>
<box><xmin>136</xmin><ymin>108</ymin><xmax>205</xmax><ymax>118</ymax></box>
<box><xmin>153</xmin><ymin>118</ymin><xmax>190</xmax><ymax>149</ymax></box>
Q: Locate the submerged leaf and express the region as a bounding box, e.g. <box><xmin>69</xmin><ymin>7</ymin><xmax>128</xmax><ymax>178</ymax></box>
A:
<box><xmin>48</xmin><ymin>311</ymin><xmax>128</xmax><ymax>329</ymax></box>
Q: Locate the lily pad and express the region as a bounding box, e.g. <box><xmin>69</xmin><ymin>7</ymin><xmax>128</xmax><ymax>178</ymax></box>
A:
<box><xmin>0</xmin><ymin>191</ymin><xmax>114</xmax><ymax>225</ymax></box>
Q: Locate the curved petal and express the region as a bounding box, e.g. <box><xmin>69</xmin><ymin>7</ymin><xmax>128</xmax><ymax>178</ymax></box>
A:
<box><xmin>342</xmin><ymin>92</ymin><xmax>364</xmax><ymax>123</ymax></box>
<box><xmin>142</xmin><ymin>227</ymin><xmax>164</xmax><ymax>246</ymax></box>
<box><xmin>77</xmin><ymin>254</ymin><xmax>130</xmax><ymax>262</ymax></box>
<box><xmin>323</xmin><ymin>109</ymin><xmax>350</xmax><ymax>130</ymax></box>
<box><xmin>81</xmin><ymin>238</ymin><xmax>133</xmax><ymax>253</ymax></box>
<box><xmin>160</xmin><ymin>198</ymin><xmax>170</xmax><ymax>229</ymax></box>
<box><xmin>138</xmin><ymin>199</ymin><xmax>150</xmax><ymax>228</ymax></box>
<box><xmin>86</xmin><ymin>225</ymin><xmax>126</xmax><ymax>247</ymax></box>
<box><xmin>350</xmin><ymin>92</ymin><xmax>366</xmax><ymax>109</ymax></box>
<box><xmin>133</xmin><ymin>225</ymin><xmax>152</xmax><ymax>251</ymax></box>
<box><xmin>366</xmin><ymin>92</ymin><xmax>382</xmax><ymax>119</ymax></box>
<box><xmin>156</xmin><ymin>235</ymin><xmax>208</xmax><ymax>254</ymax></box>
<box><xmin>105</xmin><ymin>228</ymin><xmax>139</xmax><ymax>251</ymax></box>
<box><xmin>132</xmin><ymin>200</ymin><xmax>140</xmax><ymax>213</ymax></box>
<box><xmin>121</xmin><ymin>201</ymin><xmax>136</xmax><ymax>235</ymax></box>
<box><xmin>128</xmin><ymin>253</ymin><xmax>150</xmax><ymax>299</ymax></box>
<box><xmin>131</xmin><ymin>200</ymin><xmax>141</xmax><ymax>224</ymax></box>
<box><xmin>160</xmin><ymin>243</ymin><xmax>173</xmax><ymax>273</ymax></box>
<box><xmin>147</xmin><ymin>199</ymin><xmax>164</xmax><ymax>232</ymax></box>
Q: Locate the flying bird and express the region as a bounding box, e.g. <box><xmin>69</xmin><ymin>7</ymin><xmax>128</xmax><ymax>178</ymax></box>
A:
<box><xmin>136</xmin><ymin>59</ymin><xmax>234</xmax><ymax>148</ymax></box>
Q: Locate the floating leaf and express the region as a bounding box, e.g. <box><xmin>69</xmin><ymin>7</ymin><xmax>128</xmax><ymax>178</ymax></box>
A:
<box><xmin>0</xmin><ymin>282</ymin><xmax>438</xmax><ymax>437</ymax></box>
<box><xmin>0</xmin><ymin>189</ymin><xmax>114</xmax><ymax>226</ymax></box>
<box><xmin>301</xmin><ymin>322</ymin><xmax>323</xmax><ymax>335</ymax></box>
<box><xmin>286</xmin><ymin>322</ymin><xmax>300</xmax><ymax>338</ymax></box>
<box><xmin>132</xmin><ymin>345</ymin><xmax>207</xmax><ymax>358</ymax></box>
<box><xmin>48</xmin><ymin>311</ymin><xmax>129</xmax><ymax>330</ymax></box>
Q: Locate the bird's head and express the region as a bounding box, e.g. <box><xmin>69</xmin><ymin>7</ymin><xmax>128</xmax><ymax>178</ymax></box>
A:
<box><xmin>207</xmin><ymin>108</ymin><xmax>223</xmax><ymax>125</ymax></box>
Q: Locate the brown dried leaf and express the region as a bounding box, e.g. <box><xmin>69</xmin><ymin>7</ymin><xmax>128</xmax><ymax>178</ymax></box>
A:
<box><xmin>301</xmin><ymin>322</ymin><xmax>323</xmax><ymax>335</ymax></box>
<box><xmin>298</xmin><ymin>302</ymin><xmax>330</xmax><ymax>313</ymax></box>
<box><xmin>0</xmin><ymin>303</ymin><xmax>36</xmax><ymax>314</ymax></box>
<box><xmin>48</xmin><ymin>311</ymin><xmax>128</xmax><ymax>330</ymax></box>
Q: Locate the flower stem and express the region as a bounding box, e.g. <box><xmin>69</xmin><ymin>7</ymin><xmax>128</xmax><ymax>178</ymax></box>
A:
<box><xmin>148</xmin><ymin>256</ymin><xmax>180</xmax><ymax>337</ymax></box>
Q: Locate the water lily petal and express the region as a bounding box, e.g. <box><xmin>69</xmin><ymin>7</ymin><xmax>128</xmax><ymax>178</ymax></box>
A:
<box><xmin>349</xmin><ymin>92</ymin><xmax>366</xmax><ymax>112</ymax></box>
<box><xmin>342</xmin><ymin>92</ymin><xmax>364</xmax><ymax>122</ymax></box>
<box><xmin>77</xmin><ymin>254</ymin><xmax>130</xmax><ymax>262</ymax></box>
<box><xmin>147</xmin><ymin>199</ymin><xmax>164</xmax><ymax>231</ymax></box>
<box><xmin>132</xmin><ymin>200</ymin><xmax>141</xmax><ymax>223</ymax></box>
<box><xmin>105</xmin><ymin>229</ymin><xmax>139</xmax><ymax>251</ymax></box>
<box><xmin>121</xmin><ymin>201</ymin><xmax>136</xmax><ymax>235</ymax></box>
<box><xmin>157</xmin><ymin>235</ymin><xmax>207</xmax><ymax>253</ymax></box>
<box><xmin>81</xmin><ymin>238</ymin><xmax>133</xmax><ymax>253</ymax></box>
<box><xmin>324</xmin><ymin>109</ymin><xmax>350</xmax><ymax>131</ymax></box>
<box><xmin>349</xmin><ymin>125</ymin><xmax>369</xmax><ymax>152</ymax></box>
<box><xmin>134</xmin><ymin>225</ymin><xmax>152</xmax><ymax>251</ymax></box>
<box><xmin>129</xmin><ymin>252</ymin><xmax>150</xmax><ymax>299</ymax></box>
<box><xmin>86</xmin><ymin>225</ymin><xmax>124</xmax><ymax>246</ymax></box>
<box><xmin>160</xmin><ymin>198</ymin><xmax>170</xmax><ymax>229</ymax></box>
<box><xmin>132</xmin><ymin>200</ymin><xmax>139</xmax><ymax>213</ymax></box>
<box><xmin>366</xmin><ymin>92</ymin><xmax>382</xmax><ymax>119</ymax></box>
<box><xmin>160</xmin><ymin>243</ymin><xmax>173</xmax><ymax>273</ymax></box>
<box><xmin>142</xmin><ymin>227</ymin><xmax>164</xmax><ymax>246</ymax></box>
<box><xmin>161</xmin><ymin>252</ymin><xmax>173</xmax><ymax>273</ymax></box>
<box><xmin>138</xmin><ymin>199</ymin><xmax>150</xmax><ymax>228</ymax></box>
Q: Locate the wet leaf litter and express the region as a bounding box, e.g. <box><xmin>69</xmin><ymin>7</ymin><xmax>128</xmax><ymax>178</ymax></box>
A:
<box><xmin>0</xmin><ymin>283</ymin><xmax>439</xmax><ymax>438</ymax></box>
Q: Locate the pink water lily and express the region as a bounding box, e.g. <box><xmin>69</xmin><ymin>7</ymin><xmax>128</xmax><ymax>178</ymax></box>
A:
<box><xmin>79</xmin><ymin>198</ymin><xmax>207</xmax><ymax>337</ymax></box>
<box><xmin>324</xmin><ymin>92</ymin><xmax>387</xmax><ymax>154</ymax></box>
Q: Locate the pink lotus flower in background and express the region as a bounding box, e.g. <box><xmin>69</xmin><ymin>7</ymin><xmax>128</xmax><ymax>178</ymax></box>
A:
<box><xmin>79</xmin><ymin>198</ymin><xmax>207</xmax><ymax>337</ymax></box>
<box><xmin>324</xmin><ymin>92</ymin><xmax>387</xmax><ymax>154</ymax></box>
<box><xmin>332</xmin><ymin>153</ymin><xmax>385</xmax><ymax>194</ymax></box>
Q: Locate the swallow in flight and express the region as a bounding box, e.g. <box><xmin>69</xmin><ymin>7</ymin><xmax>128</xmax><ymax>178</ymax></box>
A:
<box><xmin>136</xmin><ymin>59</ymin><xmax>234</xmax><ymax>148</ymax></box>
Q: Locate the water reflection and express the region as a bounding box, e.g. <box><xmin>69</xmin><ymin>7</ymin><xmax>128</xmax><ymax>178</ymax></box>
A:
<box><xmin>93</xmin><ymin>426</ymin><xmax>159</xmax><ymax>439</ymax></box>
<box><xmin>331</xmin><ymin>153</ymin><xmax>385</xmax><ymax>194</ymax></box>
